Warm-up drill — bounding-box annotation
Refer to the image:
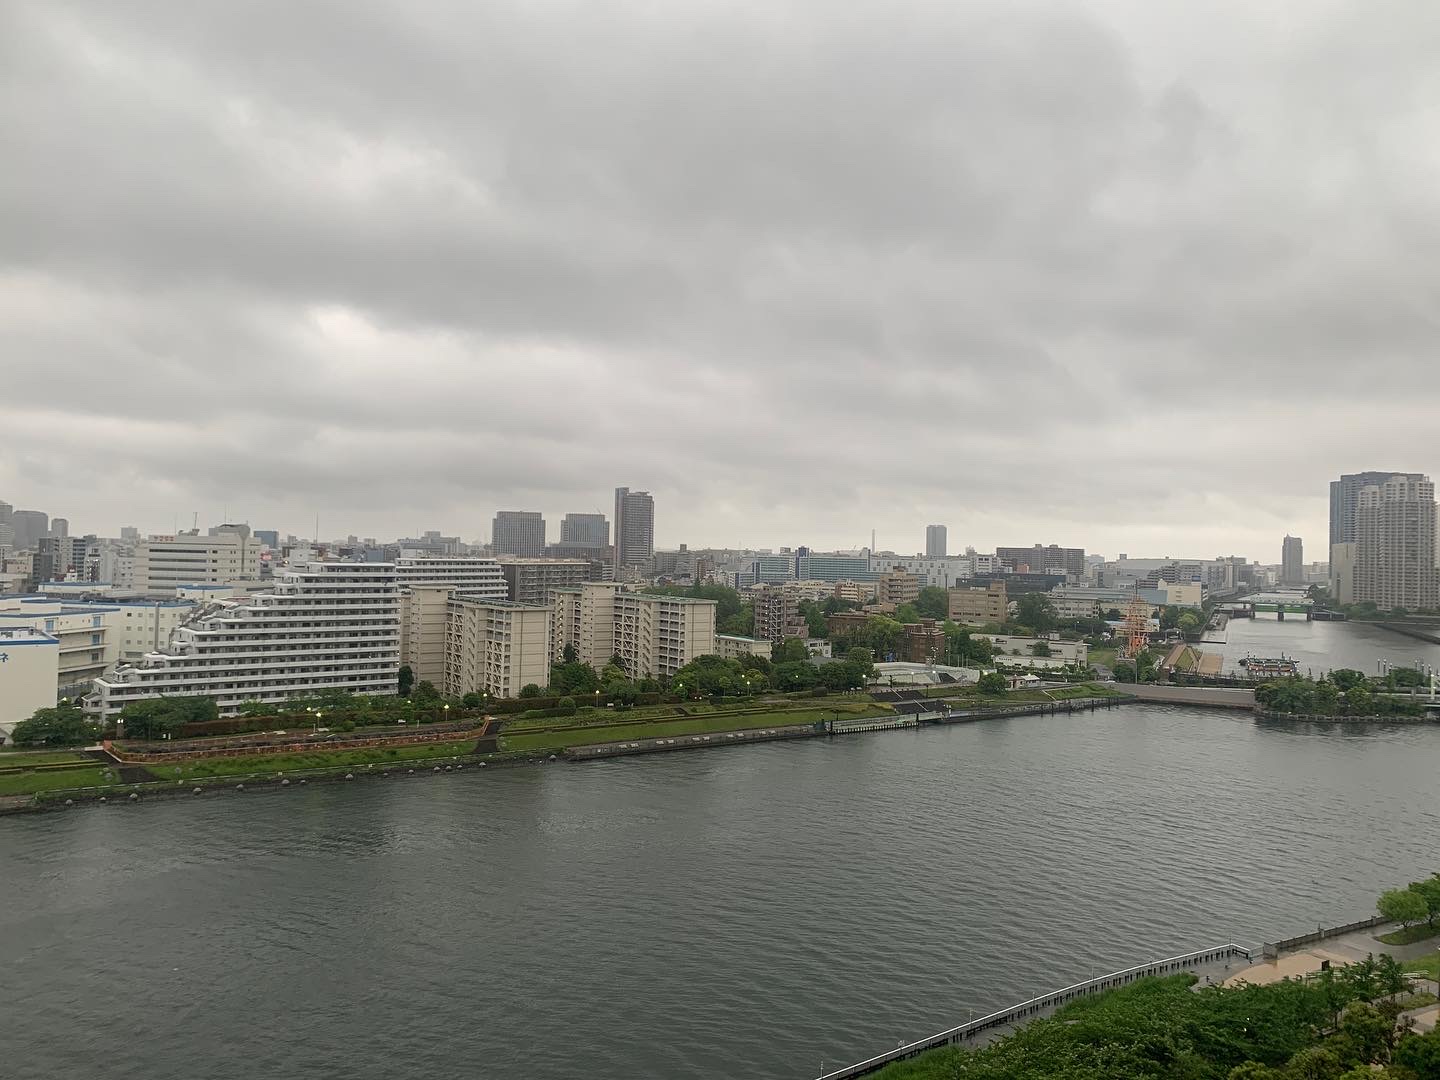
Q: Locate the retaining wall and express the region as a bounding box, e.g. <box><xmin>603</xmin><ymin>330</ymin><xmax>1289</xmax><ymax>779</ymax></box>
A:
<box><xmin>1262</xmin><ymin>915</ymin><xmax>1387</xmax><ymax>959</ymax></box>
<box><xmin>1116</xmin><ymin>684</ymin><xmax>1256</xmax><ymax>709</ymax></box>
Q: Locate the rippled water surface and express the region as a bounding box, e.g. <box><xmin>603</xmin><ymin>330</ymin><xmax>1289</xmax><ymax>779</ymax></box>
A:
<box><xmin>4</xmin><ymin>703</ymin><xmax>1440</xmax><ymax>1080</ymax></box>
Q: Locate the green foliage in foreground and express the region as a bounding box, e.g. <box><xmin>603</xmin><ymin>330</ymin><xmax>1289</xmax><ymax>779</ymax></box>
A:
<box><xmin>866</xmin><ymin>971</ymin><xmax>1440</xmax><ymax>1080</ymax></box>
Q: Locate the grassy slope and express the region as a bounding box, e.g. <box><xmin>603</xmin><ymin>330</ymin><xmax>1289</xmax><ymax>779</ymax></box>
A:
<box><xmin>139</xmin><ymin>739</ymin><xmax>481</xmax><ymax>780</ymax></box>
<box><xmin>0</xmin><ymin>767</ymin><xmax>115</xmax><ymax>796</ymax></box>
<box><xmin>0</xmin><ymin>750</ymin><xmax>96</xmax><ymax>767</ymax></box>
<box><xmin>500</xmin><ymin>704</ymin><xmax>881</xmax><ymax>752</ymax></box>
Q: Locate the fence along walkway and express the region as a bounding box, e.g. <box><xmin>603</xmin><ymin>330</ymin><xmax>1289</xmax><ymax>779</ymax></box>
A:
<box><xmin>815</xmin><ymin>943</ymin><xmax>1254</xmax><ymax>1080</ymax></box>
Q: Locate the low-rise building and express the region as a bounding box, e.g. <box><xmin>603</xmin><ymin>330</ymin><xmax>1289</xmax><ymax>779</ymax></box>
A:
<box><xmin>0</xmin><ymin>626</ymin><xmax>60</xmax><ymax>742</ymax></box>
<box><xmin>980</xmin><ymin>635</ymin><xmax>1088</xmax><ymax>663</ymax></box>
<box><xmin>0</xmin><ymin>596</ymin><xmax>121</xmax><ymax>699</ymax></box>
<box><xmin>877</xmin><ymin>569</ymin><xmax>921</xmax><ymax>609</ymax></box>
<box><xmin>948</xmin><ymin>582</ymin><xmax>1009</xmax><ymax>625</ymax></box>
<box><xmin>134</xmin><ymin>526</ymin><xmax>260</xmax><ymax>596</ymax></box>
<box><xmin>443</xmin><ymin>597</ymin><xmax>552</xmax><ymax>699</ymax></box>
<box><xmin>717</xmin><ymin>634</ymin><xmax>772</xmax><ymax>661</ymax></box>
<box><xmin>833</xmin><ymin>580</ymin><xmax>877</xmax><ymax>604</ymax></box>
<box><xmin>825</xmin><ymin>610</ymin><xmax>873</xmax><ymax>641</ymax></box>
<box><xmin>900</xmin><ymin>619</ymin><xmax>945</xmax><ymax>664</ymax></box>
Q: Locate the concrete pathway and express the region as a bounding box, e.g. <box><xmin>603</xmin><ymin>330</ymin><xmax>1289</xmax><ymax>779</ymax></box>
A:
<box><xmin>1226</xmin><ymin>923</ymin><xmax>1440</xmax><ymax>987</ymax></box>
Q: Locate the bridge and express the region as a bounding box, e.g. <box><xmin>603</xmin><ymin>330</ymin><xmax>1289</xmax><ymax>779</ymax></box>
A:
<box><xmin>1220</xmin><ymin>597</ymin><xmax>1316</xmax><ymax>620</ymax></box>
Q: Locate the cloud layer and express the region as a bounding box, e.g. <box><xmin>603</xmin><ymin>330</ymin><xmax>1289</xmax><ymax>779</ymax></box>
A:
<box><xmin>4</xmin><ymin>0</ymin><xmax>1438</xmax><ymax>558</ymax></box>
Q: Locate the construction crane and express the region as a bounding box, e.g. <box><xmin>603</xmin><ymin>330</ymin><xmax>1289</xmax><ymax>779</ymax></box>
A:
<box><xmin>1121</xmin><ymin>584</ymin><xmax>1151</xmax><ymax>659</ymax></box>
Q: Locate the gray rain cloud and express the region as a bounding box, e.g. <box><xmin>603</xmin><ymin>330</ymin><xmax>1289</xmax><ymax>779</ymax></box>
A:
<box><xmin>3</xmin><ymin>0</ymin><xmax>1438</xmax><ymax>557</ymax></box>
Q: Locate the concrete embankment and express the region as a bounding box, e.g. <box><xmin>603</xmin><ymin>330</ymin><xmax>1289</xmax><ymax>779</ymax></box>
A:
<box><xmin>1115</xmin><ymin>684</ymin><xmax>1256</xmax><ymax>709</ymax></box>
<box><xmin>1378</xmin><ymin>622</ymin><xmax>1440</xmax><ymax>645</ymax></box>
<box><xmin>567</xmin><ymin>697</ymin><xmax>1131</xmax><ymax>763</ymax></box>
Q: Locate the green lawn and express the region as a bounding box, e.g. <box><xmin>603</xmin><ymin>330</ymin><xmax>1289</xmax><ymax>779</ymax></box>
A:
<box><xmin>139</xmin><ymin>739</ymin><xmax>480</xmax><ymax>780</ymax></box>
<box><xmin>1087</xmin><ymin>646</ymin><xmax>1119</xmax><ymax>670</ymax></box>
<box><xmin>1379</xmin><ymin>924</ymin><xmax>1439</xmax><ymax>946</ymax></box>
<box><xmin>0</xmin><ymin>767</ymin><xmax>116</xmax><ymax>796</ymax></box>
<box><xmin>1398</xmin><ymin>952</ymin><xmax>1440</xmax><ymax>982</ymax></box>
<box><xmin>0</xmin><ymin>750</ymin><xmax>95</xmax><ymax>768</ymax></box>
<box><xmin>500</xmin><ymin>704</ymin><xmax>881</xmax><ymax>753</ymax></box>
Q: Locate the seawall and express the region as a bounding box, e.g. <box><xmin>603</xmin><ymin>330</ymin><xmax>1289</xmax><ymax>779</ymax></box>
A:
<box><xmin>1115</xmin><ymin>684</ymin><xmax>1256</xmax><ymax>709</ymax></box>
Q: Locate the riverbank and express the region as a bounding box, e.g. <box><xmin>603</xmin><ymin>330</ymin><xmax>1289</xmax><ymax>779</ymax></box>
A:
<box><xmin>824</xmin><ymin>913</ymin><xmax>1440</xmax><ymax>1080</ymax></box>
<box><xmin>0</xmin><ymin>684</ymin><xmax>1129</xmax><ymax>813</ymax></box>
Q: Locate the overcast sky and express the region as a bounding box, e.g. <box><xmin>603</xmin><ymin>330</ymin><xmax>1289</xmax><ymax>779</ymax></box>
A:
<box><xmin>3</xmin><ymin>1</ymin><xmax>1437</xmax><ymax>560</ymax></box>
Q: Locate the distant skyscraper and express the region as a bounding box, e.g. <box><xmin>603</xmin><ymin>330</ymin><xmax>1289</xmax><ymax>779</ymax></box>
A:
<box><xmin>1281</xmin><ymin>535</ymin><xmax>1303</xmax><ymax>585</ymax></box>
<box><xmin>50</xmin><ymin>517</ymin><xmax>69</xmax><ymax>538</ymax></box>
<box><xmin>10</xmin><ymin>510</ymin><xmax>48</xmax><ymax>550</ymax></box>
<box><xmin>0</xmin><ymin>500</ymin><xmax>12</xmax><ymax>524</ymax></box>
<box><xmin>560</xmin><ymin>513</ymin><xmax>609</xmax><ymax>546</ymax></box>
<box><xmin>1353</xmin><ymin>474</ymin><xmax>1438</xmax><ymax>612</ymax></box>
<box><xmin>925</xmin><ymin>524</ymin><xmax>947</xmax><ymax>558</ymax></box>
<box><xmin>120</xmin><ymin>526</ymin><xmax>140</xmax><ymax>542</ymax></box>
<box><xmin>1330</xmin><ymin>471</ymin><xmax>1425</xmax><ymax>548</ymax></box>
<box><xmin>491</xmin><ymin>511</ymin><xmax>546</xmax><ymax>557</ymax></box>
<box><xmin>613</xmin><ymin>488</ymin><xmax>655</xmax><ymax>568</ymax></box>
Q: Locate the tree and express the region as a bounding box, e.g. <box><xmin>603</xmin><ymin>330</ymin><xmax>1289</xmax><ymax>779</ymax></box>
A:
<box><xmin>1407</xmin><ymin>875</ymin><xmax>1440</xmax><ymax>927</ymax></box>
<box><xmin>1178</xmin><ymin>611</ymin><xmax>1201</xmax><ymax>634</ymax></box>
<box><xmin>1393</xmin><ymin>1027</ymin><xmax>1440</xmax><ymax>1078</ymax></box>
<box><xmin>1329</xmin><ymin>669</ymin><xmax>1366</xmax><ymax>691</ymax></box>
<box><xmin>772</xmin><ymin>661</ymin><xmax>820</xmax><ymax>691</ymax></box>
<box><xmin>519</xmin><ymin>683</ymin><xmax>543</xmax><ymax>699</ymax></box>
<box><xmin>893</xmin><ymin>603</ymin><xmax>922</xmax><ymax>625</ymax></box>
<box><xmin>462</xmin><ymin>692</ymin><xmax>483</xmax><ymax>708</ymax></box>
<box><xmin>846</xmin><ymin>647</ymin><xmax>875</xmax><ymax>680</ymax></box>
<box><xmin>1343</xmin><ymin>686</ymin><xmax>1374</xmax><ymax>716</ymax></box>
<box><xmin>548</xmin><ymin>661</ymin><xmax>600</xmax><ymax>695</ymax></box>
<box><xmin>1282</xmin><ymin>1046</ymin><xmax>1343</xmax><ymax>1080</ymax></box>
<box><xmin>412</xmin><ymin>680</ymin><xmax>440</xmax><ymax>702</ymax></box>
<box><xmin>775</xmin><ymin>637</ymin><xmax>809</xmax><ymax>663</ymax></box>
<box><xmin>562</xmin><ymin>643</ymin><xmax>578</xmax><ymax>664</ymax></box>
<box><xmin>118</xmin><ymin>696</ymin><xmax>218</xmax><ymax>739</ymax></box>
<box><xmin>600</xmin><ymin>662</ymin><xmax>627</xmax><ymax>685</ymax></box>
<box><xmin>916</xmin><ymin>586</ymin><xmax>949</xmax><ymax>620</ymax></box>
<box><xmin>1377</xmin><ymin>888</ymin><xmax>1428</xmax><ymax>928</ymax></box>
<box><xmin>976</xmin><ymin>672</ymin><xmax>1008</xmax><ymax>695</ymax></box>
<box><xmin>1015</xmin><ymin>593</ymin><xmax>1058</xmax><ymax>633</ymax></box>
<box><xmin>398</xmin><ymin>664</ymin><xmax>414</xmax><ymax>697</ymax></box>
<box><xmin>1031</xmin><ymin>641</ymin><xmax>1052</xmax><ymax>657</ymax></box>
<box><xmin>10</xmin><ymin>704</ymin><xmax>100</xmax><ymax>747</ymax></box>
<box><xmin>798</xmin><ymin>599</ymin><xmax>828</xmax><ymax>638</ymax></box>
<box><xmin>556</xmin><ymin>696</ymin><xmax>577</xmax><ymax>715</ymax></box>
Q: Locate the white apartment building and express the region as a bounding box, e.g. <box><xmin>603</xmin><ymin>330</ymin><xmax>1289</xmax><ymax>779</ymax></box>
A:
<box><xmin>717</xmin><ymin>634</ymin><xmax>773</xmax><ymax>661</ymax></box>
<box><xmin>869</xmin><ymin>555</ymin><xmax>976</xmax><ymax>588</ymax></box>
<box><xmin>551</xmin><ymin>582</ymin><xmax>717</xmax><ymax>679</ymax></box>
<box><xmin>0</xmin><ymin>597</ymin><xmax>121</xmax><ymax>699</ymax></box>
<box><xmin>1353</xmin><ymin>474</ymin><xmax>1439</xmax><ymax>611</ymax></box>
<box><xmin>112</xmin><ymin>600</ymin><xmax>197</xmax><ymax>661</ymax></box>
<box><xmin>134</xmin><ymin>527</ymin><xmax>260</xmax><ymax>596</ymax></box>
<box><xmin>399</xmin><ymin>584</ymin><xmax>453</xmax><ymax>687</ymax></box>
<box><xmin>0</xmin><ymin>626</ymin><xmax>60</xmax><ymax>742</ymax></box>
<box><xmin>393</xmin><ymin>556</ymin><xmax>508</xmax><ymax>598</ymax></box>
<box><xmin>85</xmin><ymin>560</ymin><xmax>400</xmax><ymax>720</ymax></box>
<box><xmin>443</xmin><ymin>597</ymin><xmax>551</xmax><ymax>699</ymax></box>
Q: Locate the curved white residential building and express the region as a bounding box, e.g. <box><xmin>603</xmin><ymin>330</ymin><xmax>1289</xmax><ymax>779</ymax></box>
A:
<box><xmin>85</xmin><ymin>560</ymin><xmax>400</xmax><ymax>719</ymax></box>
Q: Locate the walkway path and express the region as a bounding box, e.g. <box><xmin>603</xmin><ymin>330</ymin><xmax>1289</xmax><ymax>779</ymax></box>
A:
<box><xmin>1226</xmin><ymin>922</ymin><xmax>1440</xmax><ymax>987</ymax></box>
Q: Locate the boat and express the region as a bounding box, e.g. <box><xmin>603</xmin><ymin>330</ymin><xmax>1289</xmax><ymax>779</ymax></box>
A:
<box><xmin>1238</xmin><ymin>655</ymin><xmax>1299</xmax><ymax>678</ymax></box>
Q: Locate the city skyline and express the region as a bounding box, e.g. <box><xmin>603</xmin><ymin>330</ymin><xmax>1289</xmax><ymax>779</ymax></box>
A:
<box><xmin>1</xmin><ymin>487</ymin><xmax>1427</xmax><ymax>564</ymax></box>
<box><xmin>5</xmin><ymin>3</ymin><xmax>1440</xmax><ymax>559</ymax></box>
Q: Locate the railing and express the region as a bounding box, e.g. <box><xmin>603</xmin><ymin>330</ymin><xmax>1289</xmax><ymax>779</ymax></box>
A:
<box><xmin>816</xmin><ymin>943</ymin><xmax>1254</xmax><ymax>1080</ymax></box>
<box><xmin>1263</xmin><ymin>916</ymin><xmax>1386</xmax><ymax>958</ymax></box>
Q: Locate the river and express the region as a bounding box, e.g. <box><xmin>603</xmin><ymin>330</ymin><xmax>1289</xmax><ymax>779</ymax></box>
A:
<box><xmin>4</xmin><ymin>696</ymin><xmax>1440</xmax><ymax>1079</ymax></box>
<box><xmin>1206</xmin><ymin>612</ymin><xmax>1440</xmax><ymax>677</ymax></box>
